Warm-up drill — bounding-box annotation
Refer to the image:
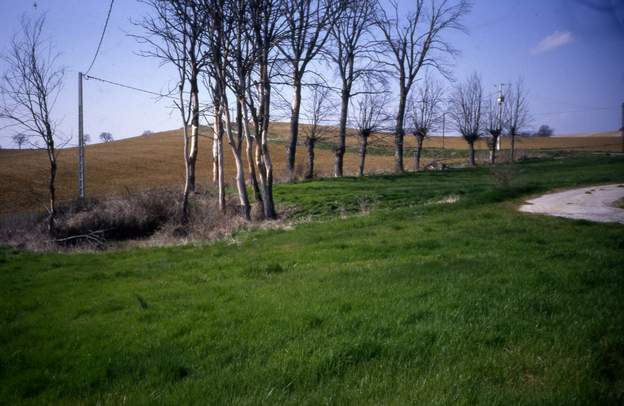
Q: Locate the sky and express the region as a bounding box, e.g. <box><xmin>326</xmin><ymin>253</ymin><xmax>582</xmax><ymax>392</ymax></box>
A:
<box><xmin>0</xmin><ymin>0</ymin><xmax>623</xmax><ymax>148</ymax></box>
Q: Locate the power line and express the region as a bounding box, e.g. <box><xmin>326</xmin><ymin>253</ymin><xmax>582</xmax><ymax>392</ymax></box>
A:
<box><xmin>84</xmin><ymin>0</ymin><xmax>115</xmax><ymax>75</ymax></box>
<box><xmin>84</xmin><ymin>74</ymin><xmax>176</xmax><ymax>99</ymax></box>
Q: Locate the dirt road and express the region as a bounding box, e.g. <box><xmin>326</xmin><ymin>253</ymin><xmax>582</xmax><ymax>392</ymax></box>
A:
<box><xmin>519</xmin><ymin>184</ymin><xmax>624</xmax><ymax>224</ymax></box>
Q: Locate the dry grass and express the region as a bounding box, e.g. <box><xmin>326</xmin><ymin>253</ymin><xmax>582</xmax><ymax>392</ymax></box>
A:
<box><xmin>0</xmin><ymin>124</ymin><xmax>620</xmax><ymax>215</ymax></box>
<box><xmin>0</xmin><ymin>187</ymin><xmax>267</xmax><ymax>251</ymax></box>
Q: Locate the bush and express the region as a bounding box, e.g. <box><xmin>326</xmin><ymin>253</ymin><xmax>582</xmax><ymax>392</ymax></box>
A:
<box><xmin>0</xmin><ymin>188</ymin><xmax>263</xmax><ymax>251</ymax></box>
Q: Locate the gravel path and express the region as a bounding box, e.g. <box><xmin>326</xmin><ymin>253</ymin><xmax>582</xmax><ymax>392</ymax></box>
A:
<box><xmin>519</xmin><ymin>184</ymin><xmax>624</xmax><ymax>224</ymax></box>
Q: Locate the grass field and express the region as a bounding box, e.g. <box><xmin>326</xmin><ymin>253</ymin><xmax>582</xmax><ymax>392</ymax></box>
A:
<box><xmin>0</xmin><ymin>124</ymin><xmax>621</xmax><ymax>215</ymax></box>
<box><xmin>1</xmin><ymin>156</ymin><xmax>624</xmax><ymax>404</ymax></box>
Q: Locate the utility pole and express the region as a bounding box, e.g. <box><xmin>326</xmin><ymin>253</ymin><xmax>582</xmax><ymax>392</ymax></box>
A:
<box><xmin>442</xmin><ymin>112</ymin><xmax>446</xmax><ymax>150</ymax></box>
<box><xmin>78</xmin><ymin>72</ymin><xmax>85</xmax><ymax>199</ymax></box>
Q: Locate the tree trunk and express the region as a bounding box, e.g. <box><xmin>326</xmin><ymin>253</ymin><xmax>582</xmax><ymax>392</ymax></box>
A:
<box><xmin>188</xmin><ymin>73</ymin><xmax>200</xmax><ymax>192</ymax></box>
<box><xmin>335</xmin><ymin>84</ymin><xmax>350</xmax><ymax>177</ymax></box>
<box><xmin>469</xmin><ymin>141</ymin><xmax>476</xmax><ymax>167</ymax></box>
<box><xmin>258</xmin><ymin>61</ymin><xmax>277</xmax><ymax>219</ymax></box>
<box><xmin>223</xmin><ymin>95</ymin><xmax>251</xmax><ymax>221</ymax></box>
<box><xmin>242</xmin><ymin>100</ymin><xmax>263</xmax><ymax>208</ymax></box>
<box><xmin>48</xmin><ymin>154</ymin><xmax>56</xmax><ymax>235</ymax></box>
<box><xmin>394</xmin><ymin>86</ymin><xmax>407</xmax><ymax>173</ymax></box>
<box><xmin>212</xmin><ymin>130</ymin><xmax>218</xmax><ymax>183</ymax></box>
<box><xmin>358</xmin><ymin>134</ymin><xmax>368</xmax><ymax>177</ymax></box>
<box><xmin>305</xmin><ymin>138</ymin><xmax>315</xmax><ymax>179</ymax></box>
<box><xmin>181</xmin><ymin>123</ymin><xmax>191</xmax><ymax>223</ymax></box>
<box><xmin>510</xmin><ymin>130</ymin><xmax>516</xmax><ymax>162</ymax></box>
<box><xmin>414</xmin><ymin>135</ymin><xmax>424</xmax><ymax>171</ymax></box>
<box><xmin>287</xmin><ymin>74</ymin><xmax>302</xmax><ymax>181</ymax></box>
<box><xmin>490</xmin><ymin>136</ymin><xmax>497</xmax><ymax>165</ymax></box>
<box><xmin>214</xmin><ymin>115</ymin><xmax>226</xmax><ymax>212</ymax></box>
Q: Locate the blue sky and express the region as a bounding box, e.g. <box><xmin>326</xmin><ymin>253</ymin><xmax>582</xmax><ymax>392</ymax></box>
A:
<box><xmin>0</xmin><ymin>0</ymin><xmax>623</xmax><ymax>147</ymax></box>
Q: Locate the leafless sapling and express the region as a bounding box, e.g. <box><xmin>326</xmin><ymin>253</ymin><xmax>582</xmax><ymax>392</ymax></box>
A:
<box><xmin>407</xmin><ymin>78</ymin><xmax>444</xmax><ymax>171</ymax></box>
<box><xmin>301</xmin><ymin>84</ymin><xmax>336</xmax><ymax>179</ymax></box>
<box><xmin>504</xmin><ymin>78</ymin><xmax>530</xmax><ymax>162</ymax></box>
<box><xmin>375</xmin><ymin>0</ymin><xmax>470</xmax><ymax>173</ymax></box>
<box><xmin>0</xmin><ymin>16</ymin><xmax>65</xmax><ymax>234</ymax></box>
<box><xmin>351</xmin><ymin>86</ymin><xmax>390</xmax><ymax>176</ymax></box>
<box><xmin>448</xmin><ymin>72</ymin><xmax>484</xmax><ymax>167</ymax></box>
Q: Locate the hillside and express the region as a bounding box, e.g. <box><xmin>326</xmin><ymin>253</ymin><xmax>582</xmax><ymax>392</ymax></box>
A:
<box><xmin>0</xmin><ymin>125</ymin><xmax>621</xmax><ymax>215</ymax></box>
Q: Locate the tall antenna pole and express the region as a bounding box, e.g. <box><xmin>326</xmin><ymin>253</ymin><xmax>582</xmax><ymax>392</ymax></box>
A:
<box><xmin>78</xmin><ymin>72</ymin><xmax>85</xmax><ymax>199</ymax></box>
<box><xmin>495</xmin><ymin>83</ymin><xmax>508</xmax><ymax>151</ymax></box>
<box><xmin>621</xmin><ymin>102</ymin><xmax>623</xmax><ymax>154</ymax></box>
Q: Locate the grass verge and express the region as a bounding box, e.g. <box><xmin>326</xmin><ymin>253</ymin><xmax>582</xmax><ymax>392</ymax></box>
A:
<box><xmin>1</xmin><ymin>156</ymin><xmax>623</xmax><ymax>404</ymax></box>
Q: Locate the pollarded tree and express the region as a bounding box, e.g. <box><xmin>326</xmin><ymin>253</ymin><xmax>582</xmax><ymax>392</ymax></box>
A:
<box><xmin>504</xmin><ymin>79</ymin><xmax>530</xmax><ymax>162</ymax></box>
<box><xmin>485</xmin><ymin>96</ymin><xmax>503</xmax><ymax>165</ymax></box>
<box><xmin>0</xmin><ymin>16</ymin><xmax>65</xmax><ymax>234</ymax></box>
<box><xmin>375</xmin><ymin>0</ymin><xmax>470</xmax><ymax>173</ymax></box>
<box><xmin>448</xmin><ymin>72</ymin><xmax>484</xmax><ymax>167</ymax></box>
<box><xmin>407</xmin><ymin>78</ymin><xmax>444</xmax><ymax>171</ymax></box>
<box><xmin>330</xmin><ymin>0</ymin><xmax>377</xmax><ymax>177</ymax></box>
<box><xmin>301</xmin><ymin>84</ymin><xmax>336</xmax><ymax>179</ymax></box>
<box><xmin>278</xmin><ymin>0</ymin><xmax>345</xmax><ymax>180</ymax></box>
<box><xmin>351</xmin><ymin>85</ymin><xmax>390</xmax><ymax>176</ymax></box>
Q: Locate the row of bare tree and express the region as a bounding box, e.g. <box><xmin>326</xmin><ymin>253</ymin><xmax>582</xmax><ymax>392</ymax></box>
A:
<box><xmin>132</xmin><ymin>0</ymin><xmax>474</xmax><ymax>222</ymax></box>
<box><xmin>0</xmin><ymin>0</ymin><xmax>530</xmax><ymax>236</ymax></box>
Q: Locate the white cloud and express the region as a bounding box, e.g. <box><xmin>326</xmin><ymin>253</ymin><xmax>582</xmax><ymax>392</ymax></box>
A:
<box><xmin>531</xmin><ymin>31</ymin><xmax>574</xmax><ymax>54</ymax></box>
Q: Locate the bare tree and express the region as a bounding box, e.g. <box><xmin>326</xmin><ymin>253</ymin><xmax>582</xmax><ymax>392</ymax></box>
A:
<box><xmin>375</xmin><ymin>0</ymin><xmax>470</xmax><ymax>173</ymax></box>
<box><xmin>134</xmin><ymin>0</ymin><xmax>210</xmax><ymax>221</ymax></box>
<box><xmin>330</xmin><ymin>0</ymin><xmax>377</xmax><ymax>177</ymax></box>
<box><xmin>226</xmin><ymin>0</ymin><xmax>263</xmax><ymax>209</ymax></box>
<box><xmin>484</xmin><ymin>97</ymin><xmax>503</xmax><ymax>164</ymax></box>
<box><xmin>84</xmin><ymin>133</ymin><xmax>91</xmax><ymax>144</ymax></box>
<box><xmin>504</xmin><ymin>79</ymin><xmax>530</xmax><ymax>161</ymax></box>
<box><xmin>204</xmin><ymin>0</ymin><xmax>252</xmax><ymax>220</ymax></box>
<box><xmin>301</xmin><ymin>84</ymin><xmax>335</xmax><ymax>179</ymax></box>
<box><xmin>246</xmin><ymin>0</ymin><xmax>286</xmax><ymax>219</ymax></box>
<box><xmin>351</xmin><ymin>86</ymin><xmax>390</xmax><ymax>176</ymax></box>
<box><xmin>407</xmin><ymin>78</ymin><xmax>444</xmax><ymax>171</ymax></box>
<box><xmin>536</xmin><ymin>124</ymin><xmax>554</xmax><ymax>137</ymax></box>
<box><xmin>99</xmin><ymin>132</ymin><xmax>114</xmax><ymax>143</ymax></box>
<box><xmin>12</xmin><ymin>133</ymin><xmax>27</xmax><ymax>149</ymax></box>
<box><xmin>278</xmin><ymin>0</ymin><xmax>344</xmax><ymax>180</ymax></box>
<box><xmin>0</xmin><ymin>16</ymin><xmax>64</xmax><ymax>234</ymax></box>
<box><xmin>448</xmin><ymin>72</ymin><xmax>483</xmax><ymax>167</ymax></box>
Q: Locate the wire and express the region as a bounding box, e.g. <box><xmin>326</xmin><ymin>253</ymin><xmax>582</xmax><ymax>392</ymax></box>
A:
<box><xmin>84</xmin><ymin>74</ymin><xmax>177</xmax><ymax>99</ymax></box>
<box><xmin>84</xmin><ymin>0</ymin><xmax>115</xmax><ymax>75</ymax></box>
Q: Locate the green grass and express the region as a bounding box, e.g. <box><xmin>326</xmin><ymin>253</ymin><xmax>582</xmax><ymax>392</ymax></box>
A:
<box><xmin>1</xmin><ymin>156</ymin><xmax>624</xmax><ymax>405</ymax></box>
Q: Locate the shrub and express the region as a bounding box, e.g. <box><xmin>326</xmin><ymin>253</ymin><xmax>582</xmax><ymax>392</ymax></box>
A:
<box><xmin>0</xmin><ymin>187</ymin><xmax>261</xmax><ymax>251</ymax></box>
